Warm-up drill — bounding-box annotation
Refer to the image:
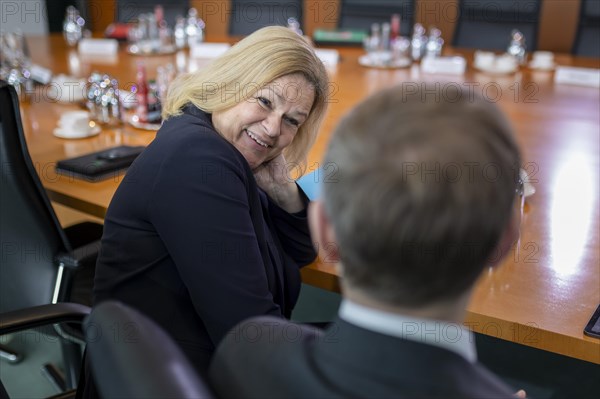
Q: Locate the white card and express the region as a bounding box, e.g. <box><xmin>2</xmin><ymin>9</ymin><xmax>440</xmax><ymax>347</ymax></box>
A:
<box><xmin>78</xmin><ymin>39</ymin><xmax>118</xmax><ymax>55</ymax></box>
<box><xmin>554</xmin><ymin>66</ymin><xmax>600</xmax><ymax>88</ymax></box>
<box><xmin>314</xmin><ymin>49</ymin><xmax>339</xmax><ymax>67</ymax></box>
<box><xmin>190</xmin><ymin>43</ymin><xmax>231</xmax><ymax>59</ymax></box>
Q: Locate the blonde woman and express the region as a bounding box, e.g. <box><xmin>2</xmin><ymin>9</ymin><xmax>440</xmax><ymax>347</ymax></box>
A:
<box><xmin>92</xmin><ymin>27</ymin><xmax>329</xmax><ymax>374</ymax></box>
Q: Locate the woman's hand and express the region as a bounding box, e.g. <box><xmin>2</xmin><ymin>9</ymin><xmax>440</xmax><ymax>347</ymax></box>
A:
<box><xmin>253</xmin><ymin>153</ymin><xmax>304</xmax><ymax>213</ymax></box>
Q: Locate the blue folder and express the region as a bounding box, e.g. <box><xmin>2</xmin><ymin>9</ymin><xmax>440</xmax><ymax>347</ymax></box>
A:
<box><xmin>296</xmin><ymin>169</ymin><xmax>322</xmax><ymax>201</ymax></box>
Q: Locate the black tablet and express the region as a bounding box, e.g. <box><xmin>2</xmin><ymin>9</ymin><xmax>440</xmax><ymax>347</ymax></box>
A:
<box><xmin>584</xmin><ymin>304</ymin><xmax>600</xmax><ymax>339</ymax></box>
<box><xmin>56</xmin><ymin>145</ymin><xmax>145</xmax><ymax>182</ymax></box>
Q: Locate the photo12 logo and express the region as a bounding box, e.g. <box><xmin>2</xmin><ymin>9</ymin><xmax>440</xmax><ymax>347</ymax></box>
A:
<box><xmin>399</xmin><ymin>82</ymin><xmax>539</xmax><ymax>104</ymax></box>
<box><xmin>1</xmin><ymin>1</ymin><xmax>47</xmax><ymax>24</ymax></box>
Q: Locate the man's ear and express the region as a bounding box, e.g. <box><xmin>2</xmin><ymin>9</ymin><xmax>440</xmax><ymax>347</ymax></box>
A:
<box><xmin>308</xmin><ymin>200</ymin><xmax>340</xmax><ymax>264</ymax></box>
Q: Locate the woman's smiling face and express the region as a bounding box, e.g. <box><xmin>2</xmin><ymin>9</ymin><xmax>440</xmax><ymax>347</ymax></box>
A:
<box><xmin>212</xmin><ymin>74</ymin><xmax>315</xmax><ymax>170</ymax></box>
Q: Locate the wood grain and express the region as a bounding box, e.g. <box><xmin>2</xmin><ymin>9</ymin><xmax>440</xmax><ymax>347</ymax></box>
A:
<box><xmin>20</xmin><ymin>34</ymin><xmax>600</xmax><ymax>363</ymax></box>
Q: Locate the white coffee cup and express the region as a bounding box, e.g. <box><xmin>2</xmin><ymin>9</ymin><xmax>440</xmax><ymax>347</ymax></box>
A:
<box><xmin>531</xmin><ymin>51</ymin><xmax>554</xmax><ymax>69</ymax></box>
<box><xmin>58</xmin><ymin>111</ymin><xmax>91</xmax><ymax>136</ymax></box>
<box><xmin>474</xmin><ymin>51</ymin><xmax>495</xmax><ymax>69</ymax></box>
<box><xmin>495</xmin><ymin>54</ymin><xmax>517</xmax><ymax>71</ymax></box>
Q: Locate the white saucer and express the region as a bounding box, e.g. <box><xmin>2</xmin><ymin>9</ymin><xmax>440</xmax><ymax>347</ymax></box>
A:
<box><xmin>474</xmin><ymin>63</ymin><xmax>519</xmax><ymax>75</ymax></box>
<box><xmin>528</xmin><ymin>62</ymin><xmax>556</xmax><ymax>71</ymax></box>
<box><xmin>358</xmin><ymin>54</ymin><xmax>412</xmax><ymax>69</ymax></box>
<box><xmin>53</xmin><ymin>126</ymin><xmax>101</xmax><ymax>139</ymax></box>
<box><xmin>127</xmin><ymin>115</ymin><xmax>162</xmax><ymax>131</ymax></box>
<box><xmin>127</xmin><ymin>43</ymin><xmax>177</xmax><ymax>56</ymax></box>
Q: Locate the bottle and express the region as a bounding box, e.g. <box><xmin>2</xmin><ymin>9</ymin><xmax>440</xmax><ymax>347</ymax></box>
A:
<box><xmin>507</xmin><ymin>30</ymin><xmax>527</xmax><ymax>65</ymax></box>
<box><xmin>411</xmin><ymin>23</ymin><xmax>426</xmax><ymax>61</ymax></box>
<box><xmin>147</xmin><ymin>13</ymin><xmax>158</xmax><ymax>41</ymax></box>
<box><xmin>425</xmin><ymin>27</ymin><xmax>443</xmax><ymax>58</ymax></box>
<box><xmin>146</xmin><ymin>79</ymin><xmax>162</xmax><ymax>123</ymax></box>
<box><xmin>185</xmin><ymin>8</ymin><xmax>205</xmax><ymax>47</ymax></box>
<box><xmin>156</xmin><ymin>63</ymin><xmax>175</xmax><ymax>103</ymax></box>
<box><xmin>381</xmin><ymin>23</ymin><xmax>391</xmax><ymax>51</ymax></box>
<box><xmin>135</xmin><ymin>62</ymin><xmax>149</xmax><ymax>123</ymax></box>
<box><xmin>390</xmin><ymin>14</ymin><xmax>401</xmax><ymax>40</ymax></box>
<box><xmin>366</xmin><ymin>23</ymin><xmax>381</xmax><ymax>53</ymax></box>
<box><xmin>154</xmin><ymin>4</ymin><xmax>164</xmax><ymax>26</ymax></box>
<box><xmin>174</xmin><ymin>16</ymin><xmax>186</xmax><ymax>49</ymax></box>
<box><xmin>63</xmin><ymin>6</ymin><xmax>83</xmax><ymax>46</ymax></box>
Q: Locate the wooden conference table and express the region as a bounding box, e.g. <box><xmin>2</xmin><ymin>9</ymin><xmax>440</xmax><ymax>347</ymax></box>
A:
<box><xmin>18</xmin><ymin>35</ymin><xmax>600</xmax><ymax>364</ymax></box>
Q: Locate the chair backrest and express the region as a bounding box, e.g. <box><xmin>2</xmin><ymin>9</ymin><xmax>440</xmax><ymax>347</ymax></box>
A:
<box><xmin>338</xmin><ymin>0</ymin><xmax>414</xmax><ymax>36</ymax></box>
<box><xmin>0</xmin><ymin>379</ymin><xmax>8</xmax><ymax>399</ymax></box>
<box><xmin>0</xmin><ymin>81</ymin><xmax>71</xmax><ymax>313</ymax></box>
<box><xmin>573</xmin><ymin>0</ymin><xmax>600</xmax><ymax>57</ymax></box>
<box><xmin>85</xmin><ymin>301</ymin><xmax>214</xmax><ymax>399</ymax></box>
<box><xmin>453</xmin><ymin>0</ymin><xmax>542</xmax><ymax>51</ymax></box>
<box><xmin>228</xmin><ymin>0</ymin><xmax>303</xmax><ymax>36</ymax></box>
<box><xmin>115</xmin><ymin>0</ymin><xmax>190</xmax><ymax>28</ymax></box>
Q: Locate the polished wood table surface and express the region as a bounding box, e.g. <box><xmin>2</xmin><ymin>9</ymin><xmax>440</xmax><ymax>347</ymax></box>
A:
<box><xmin>19</xmin><ymin>35</ymin><xmax>600</xmax><ymax>364</ymax></box>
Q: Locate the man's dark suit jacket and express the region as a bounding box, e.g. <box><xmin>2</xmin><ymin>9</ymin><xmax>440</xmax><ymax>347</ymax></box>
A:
<box><xmin>93</xmin><ymin>105</ymin><xmax>316</xmax><ymax>373</ymax></box>
<box><xmin>209</xmin><ymin>316</ymin><xmax>517</xmax><ymax>398</ymax></box>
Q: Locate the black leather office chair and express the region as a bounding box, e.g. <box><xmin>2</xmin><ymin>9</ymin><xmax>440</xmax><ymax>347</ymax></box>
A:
<box><xmin>337</xmin><ymin>0</ymin><xmax>414</xmax><ymax>36</ymax></box>
<box><xmin>0</xmin><ymin>303</ymin><xmax>91</xmax><ymax>399</ymax></box>
<box><xmin>453</xmin><ymin>0</ymin><xmax>542</xmax><ymax>51</ymax></box>
<box><xmin>229</xmin><ymin>0</ymin><xmax>303</xmax><ymax>36</ymax></box>
<box><xmin>115</xmin><ymin>0</ymin><xmax>190</xmax><ymax>27</ymax></box>
<box><xmin>573</xmin><ymin>0</ymin><xmax>600</xmax><ymax>57</ymax></box>
<box><xmin>0</xmin><ymin>81</ymin><xmax>103</xmax><ymax>391</ymax></box>
<box><xmin>85</xmin><ymin>301</ymin><xmax>215</xmax><ymax>399</ymax></box>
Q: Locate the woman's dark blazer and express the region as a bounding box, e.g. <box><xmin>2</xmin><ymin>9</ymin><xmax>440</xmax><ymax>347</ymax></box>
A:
<box><xmin>93</xmin><ymin>104</ymin><xmax>316</xmax><ymax>372</ymax></box>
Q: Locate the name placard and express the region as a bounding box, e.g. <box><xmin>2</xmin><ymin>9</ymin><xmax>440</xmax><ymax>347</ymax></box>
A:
<box><xmin>314</xmin><ymin>49</ymin><xmax>340</xmax><ymax>67</ymax></box>
<box><xmin>78</xmin><ymin>39</ymin><xmax>118</xmax><ymax>55</ymax></box>
<box><xmin>190</xmin><ymin>43</ymin><xmax>231</xmax><ymax>59</ymax></box>
<box><xmin>555</xmin><ymin>67</ymin><xmax>600</xmax><ymax>88</ymax></box>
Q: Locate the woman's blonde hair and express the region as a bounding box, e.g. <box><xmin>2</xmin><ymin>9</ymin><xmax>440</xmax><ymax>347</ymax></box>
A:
<box><xmin>163</xmin><ymin>26</ymin><xmax>329</xmax><ymax>167</ymax></box>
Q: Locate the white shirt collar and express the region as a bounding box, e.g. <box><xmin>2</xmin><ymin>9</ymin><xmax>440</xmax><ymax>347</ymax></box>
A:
<box><xmin>338</xmin><ymin>299</ymin><xmax>477</xmax><ymax>363</ymax></box>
